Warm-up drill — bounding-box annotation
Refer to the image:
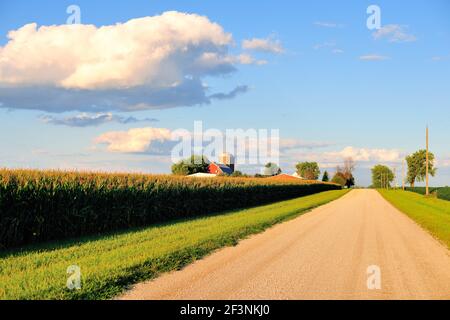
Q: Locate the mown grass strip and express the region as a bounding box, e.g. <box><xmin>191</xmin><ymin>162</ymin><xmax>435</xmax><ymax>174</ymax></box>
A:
<box><xmin>0</xmin><ymin>190</ymin><xmax>349</xmax><ymax>300</ymax></box>
<box><xmin>378</xmin><ymin>189</ymin><xmax>450</xmax><ymax>248</ymax></box>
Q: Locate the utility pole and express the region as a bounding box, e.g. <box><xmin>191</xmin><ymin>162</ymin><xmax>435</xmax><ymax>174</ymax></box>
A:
<box><xmin>426</xmin><ymin>126</ymin><xmax>429</xmax><ymax>196</ymax></box>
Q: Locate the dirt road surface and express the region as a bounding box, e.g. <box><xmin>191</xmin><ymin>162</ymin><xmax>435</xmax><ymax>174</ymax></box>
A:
<box><xmin>119</xmin><ymin>190</ymin><xmax>450</xmax><ymax>300</ymax></box>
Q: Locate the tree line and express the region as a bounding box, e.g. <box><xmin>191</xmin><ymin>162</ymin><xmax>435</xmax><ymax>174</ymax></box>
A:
<box><xmin>371</xmin><ymin>149</ymin><xmax>436</xmax><ymax>188</ymax></box>
<box><xmin>171</xmin><ymin>155</ymin><xmax>357</xmax><ymax>187</ymax></box>
<box><xmin>295</xmin><ymin>158</ymin><xmax>355</xmax><ymax>188</ymax></box>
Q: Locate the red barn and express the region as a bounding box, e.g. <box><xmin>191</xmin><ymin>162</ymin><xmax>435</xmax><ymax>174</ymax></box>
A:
<box><xmin>208</xmin><ymin>163</ymin><xmax>234</xmax><ymax>175</ymax></box>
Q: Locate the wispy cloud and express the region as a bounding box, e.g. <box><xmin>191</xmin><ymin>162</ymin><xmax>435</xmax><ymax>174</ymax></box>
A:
<box><xmin>436</xmin><ymin>156</ymin><xmax>450</xmax><ymax>168</ymax></box>
<box><xmin>332</xmin><ymin>49</ymin><xmax>344</xmax><ymax>54</ymax></box>
<box><xmin>431</xmin><ymin>55</ymin><xmax>449</xmax><ymax>61</ymax></box>
<box><xmin>242</xmin><ymin>37</ymin><xmax>284</xmax><ymax>54</ymax></box>
<box><xmin>40</xmin><ymin>113</ymin><xmax>158</xmax><ymax>127</ymax></box>
<box><xmin>359</xmin><ymin>54</ymin><xmax>390</xmax><ymax>61</ymax></box>
<box><xmin>208</xmin><ymin>85</ymin><xmax>250</xmax><ymax>100</ymax></box>
<box><xmin>280</xmin><ymin>139</ymin><xmax>334</xmax><ymax>151</ymax></box>
<box><xmin>313</xmin><ymin>41</ymin><xmax>344</xmax><ymax>54</ymax></box>
<box><xmin>313</xmin><ymin>21</ymin><xmax>344</xmax><ymax>28</ymax></box>
<box><xmin>234</xmin><ymin>54</ymin><xmax>268</xmax><ymax>66</ymax></box>
<box><xmin>313</xmin><ymin>41</ymin><xmax>336</xmax><ymax>50</ymax></box>
<box><xmin>373</xmin><ymin>24</ymin><xmax>417</xmax><ymax>43</ymax></box>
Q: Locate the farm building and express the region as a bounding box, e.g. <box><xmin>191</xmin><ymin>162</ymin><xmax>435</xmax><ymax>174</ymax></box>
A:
<box><xmin>269</xmin><ymin>173</ymin><xmax>306</xmax><ymax>181</ymax></box>
<box><xmin>208</xmin><ymin>163</ymin><xmax>234</xmax><ymax>175</ymax></box>
<box><xmin>188</xmin><ymin>173</ymin><xmax>218</xmax><ymax>178</ymax></box>
<box><xmin>219</xmin><ymin>153</ymin><xmax>235</xmax><ymax>172</ymax></box>
<box><xmin>207</xmin><ymin>153</ymin><xmax>235</xmax><ymax>175</ymax></box>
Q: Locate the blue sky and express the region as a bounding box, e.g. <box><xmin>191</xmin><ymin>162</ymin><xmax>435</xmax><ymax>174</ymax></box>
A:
<box><xmin>0</xmin><ymin>0</ymin><xmax>449</xmax><ymax>186</ymax></box>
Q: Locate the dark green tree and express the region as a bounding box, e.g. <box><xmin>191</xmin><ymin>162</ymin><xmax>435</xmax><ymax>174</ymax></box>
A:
<box><xmin>296</xmin><ymin>162</ymin><xmax>320</xmax><ymax>180</ymax></box>
<box><xmin>231</xmin><ymin>171</ymin><xmax>248</xmax><ymax>177</ymax></box>
<box><xmin>342</xmin><ymin>158</ymin><xmax>356</xmax><ymax>188</ymax></box>
<box><xmin>345</xmin><ymin>176</ymin><xmax>355</xmax><ymax>188</ymax></box>
<box><xmin>331</xmin><ymin>172</ymin><xmax>346</xmax><ymax>187</ymax></box>
<box><xmin>371</xmin><ymin>165</ymin><xmax>394</xmax><ymax>188</ymax></box>
<box><xmin>171</xmin><ymin>155</ymin><xmax>210</xmax><ymax>176</ymax></box>
<box><xmin>406</xmin><ymin>150</ymin><xmax>436</xmax><ymax>188</ymax></box>
<box><xmin>322</xmin><ymin>171</ymin><xmax>329</xmax><ymax>182</ymax></box>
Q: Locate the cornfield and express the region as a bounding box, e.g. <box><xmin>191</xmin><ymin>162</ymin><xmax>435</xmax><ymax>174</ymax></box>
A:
<box><xmin>0</xmin><ymin>169</ymin><xmax>341</xmax><ymax>249</ymax></box>
<box><xmin>404</xmin><ymin>187</ymin><xmax>450</xmax><ymax>201</ymax></box>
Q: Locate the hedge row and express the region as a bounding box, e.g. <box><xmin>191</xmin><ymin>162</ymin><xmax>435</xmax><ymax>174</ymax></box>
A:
<box><xmin>0</xmin><ymin>169</ymin><xmax>341</xmax><ymax>249</ymax></box>
<box><xmin>404</xmin><ymin>186</ymin><xmax>450</xmax><ymax>201</ymax></box>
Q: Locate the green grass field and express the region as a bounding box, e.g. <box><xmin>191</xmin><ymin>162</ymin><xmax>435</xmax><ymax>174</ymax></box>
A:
<box><xmin>404</xmin><ymin>186</ymin><xmax>450</xmax><ymax>201</ymax></box>
<box><xmin>378</xmin><ymin>189</ymin><xmax>450</xmax><ymax>248</ymax></box>
<box><xmin>0</xmin><ymin>189</ymin><xmax>348</xmax><ymax>300</ymax></box>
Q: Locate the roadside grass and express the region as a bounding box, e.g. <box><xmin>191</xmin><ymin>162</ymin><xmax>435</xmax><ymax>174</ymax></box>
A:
<box><xmin>404</xmin><ymin>186</ymin><xmax>450</xmax><ymax>201</ymax></box>
<box><xmin>378</xmin><ymin>189</ymin><xmax>450</xmax><ymax>249</ymax></box>
<box><xmin>0</xmin><ymin>189</ymin><xmax>348</xmax><ymax>300</ymax></box>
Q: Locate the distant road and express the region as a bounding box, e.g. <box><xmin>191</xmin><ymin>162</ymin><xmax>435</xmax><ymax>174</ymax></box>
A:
<box><xmin>119</xmin><ymin>190</ymin><xmax>450</xmax><ymax>300</ymax></box>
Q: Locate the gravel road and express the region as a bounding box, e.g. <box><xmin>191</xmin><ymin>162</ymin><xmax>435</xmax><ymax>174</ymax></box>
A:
<box><xmin>119</xmin><ymin>190</ymin><xmax>450</xmax><ymax>300</ymax></box>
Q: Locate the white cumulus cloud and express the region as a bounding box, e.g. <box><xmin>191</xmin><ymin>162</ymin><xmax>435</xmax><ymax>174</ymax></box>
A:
<box><xmin>0</xmin><ymin>11</ymin><xmax>254</xmax><ymax>112</ymax></box>
<box><xmin>280</xmin><ymin>146</ymin><xmax>403</xmax><ymax>170</ymax></box>
<box><xmin>324</xmin><ymin>147</ymin><xmax>402</xmax><ymax>163</ymax></box>
<box><xmin>0</xmin><ymin>12</ymin><xmax>232</xmax><ymax>89</ymax></box>
<box><xmin>95</xmin><ymin>127</ymin><xmax>173</xmax><ymax>153</ymax></box>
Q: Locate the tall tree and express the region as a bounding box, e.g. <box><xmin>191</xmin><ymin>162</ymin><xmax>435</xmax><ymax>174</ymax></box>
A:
<box><xmin>171</xmin><ymin>155</ymin><xmax>210</xmax><ymax>176</ymax></box>
<box><xmin>406</xmin><ymin>150</ymin><xmax>436</xmax><ymax>188</ymax></box>
<box><xmin>322</xmin><ymin>171</ymin><xmax>329</xmax><ymax>182</ymax></box>
<box><xmin>331</xmin><ymin>172</ymin><xmax>346</xmax><ymax>187</ymax></box>
<box><xmin>341</xmin><ymin>157</ymin><xmax>356</xmax><ymax>188</ymax></box>
<box><xmin>296</xmin><ymin>162</ymin><xmax>320</xmax><ymax>180</ymax></box>
<box><xmin>371</xmin><ymin>165</ymin><xmax>394</xmax><ymax>188</ymax></box>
